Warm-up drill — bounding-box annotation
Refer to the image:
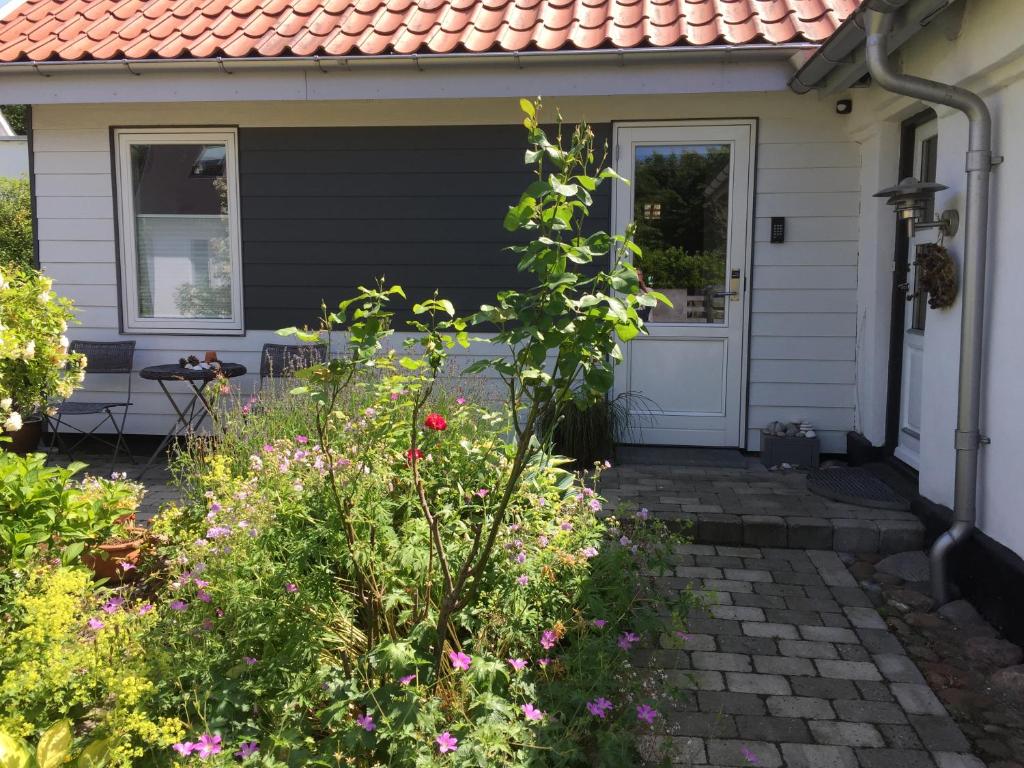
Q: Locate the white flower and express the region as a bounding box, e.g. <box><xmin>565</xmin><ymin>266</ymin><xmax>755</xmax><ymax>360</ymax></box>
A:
<box><xmin>59</xmin><ymin>335</ymin><xmax>69</xmax><ymax>352</ymax></box>
<box><xmin>0</xmin><ymin>397</ymin><xmax>11</xmax><ymax>411</ymax></box>
<box><xmin>23</xmin><ymin>340</ymin><xmax>35</xmax><ymax>358</ymax></box>
<box><xmin>38</xmin><ymin>291</ymin><xmax>51</xmax><ymax>303</ymax></box>
<box><xmin>3</xmin><ymin>411</ymin><xmax>22</xmax><ymax>432</ymax></box>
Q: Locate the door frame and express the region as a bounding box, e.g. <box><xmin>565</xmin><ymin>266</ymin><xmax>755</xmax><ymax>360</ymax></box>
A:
<box><xmin>884</xmin><ymin>108</ymin><xmax>937</xmax><ymax>461</ymax></box>
<box><xmin>611</xmin><ymin>119</ymin><xmax>757</xmax><ymax>448</ymax></box>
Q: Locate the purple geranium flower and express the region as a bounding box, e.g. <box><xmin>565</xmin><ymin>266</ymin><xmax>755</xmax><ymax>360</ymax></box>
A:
<box><xmin>295</xmin><ymin>435</ymin><xmax>309</xmax><ymax>444</ymax></box>
<box><xmin>540</xmin><ymin>630</ymin><xmax>557</xmax><ymax>650</ymax></box>
<box><xmin>522</xmin><ymin>703</ymin><xmax>544</xmax><ymax>722</ymax></box>
<box><xmin>195</xmin><ymin>733</ymin><xmax>222</xmax><ymax>759</ymax></box>
<box><xmin>618</xmin><ymin>631</ymin><xmax>640</xmax><ymax>650</ymax></box>
<box><xmin>538</xmin><ymin>658</ymin><xmax>551</xmax><ymax>667</ymax></box>
<box><xmin>87</xmin><ymin>618</ymin><xmax>104</xmax><ymax>630</ymax></box>
<box><xmin>741</xmin><ymin>746</ymin><xmax>760</xmax><ymax>764</ymax></box>
<box><xmin>448</xmin><ymin>650</ymin><xmax>472</xmax><ymax>671</ymax></box>
<box><xmin>205</xmin><ymin>526</ymin><xmax>231</xmax><ymax>539</ymax></box>
<box><xmin>172</xmin><ymin>742</ymin><xmax>194</xmax><ymax>756</ymax></box>
<box><xmin>169</xmin><ymin>599</ymin><xmax>187</xmax><ymax>612</ymax></box>
<box><xmin>285</xmin><ymin>583</ymin><xmax>299</xmax><ymax>593</ymax></box>
<box><xmin>399</xmin><ymin>674</ymin><xmax>415</xmax><ymax>685</ymax></box>
<box><xmin>436</xmin><ymin>732</ymin><xmax>458</xmax><ymax>754</ymax></box>
<box><xmin>234</xmin><ymin>742</ymin><xmax>258</xmax><ymax>759</ymax></box>
<box><xmin>587</xmin><ymin>697</ymin><xmax>613</xmax><ymax>718</ymax></box>
<box><xmin>517</xmin><ymin>574</ymin><xmax>529</xmax><ymax>586</ymax></box>
<box><xmin>636</xmin><ymin>704</ymin><xmax>659</xmax><ymax>725</ymax></box>
<box><xmin>636</xmin><ymin>507</ymin><xmax>649</xmax><ymax>520</ymax></box>
<box><xmin>582</xmin><ymin>546</ymin><xmax>598</xmax><ymax>559</ymax></box>
<box><xmin>102</xmin><ymin>597</ymin><xmax>124</xmax><ymax>614</ymax></box>
<box><xmin>137</xmin><ymin>603</ymin><xmax>153</xmax><ymax>615</ymax></box>
<box><xmin>507</xmin><ymin>658</ymin><xmax>528</xmax><ymax>671</ymax></box>
<box><xmin>356</xmin><ymin>713</ymin><xmax>376</xmax><ymax>732</ymax></box>
<box><xmin>592</xmin><ymin>619</ymin><xmax>607</xmax><ymax>628</ymax></box>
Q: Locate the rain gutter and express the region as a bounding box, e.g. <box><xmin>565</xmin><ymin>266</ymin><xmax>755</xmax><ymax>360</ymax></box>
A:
<box><xmin>864</xmin><ymin>7</ymin><xmax>996</xmax><ymax>605</ymax></box>
<box><xmin>0</xmin><ymin>43</ymin><xmax>817</xmax><ymax>77</ymax></box>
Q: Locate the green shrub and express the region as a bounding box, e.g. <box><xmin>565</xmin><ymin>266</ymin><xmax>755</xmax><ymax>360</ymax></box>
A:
<box><xmin>0</xmin><ymin>264</ymin><xmax>86</xmax><ymax>430</ymax></box>
<box><xmin>0</xmin><ymin>452</ymin><xmax>144</xmax><ymax>571</ymax></box>
<box><xmin>0</xmin><ymin>177</ymin><xmax>32</xmax><ymax>269</ymax></box>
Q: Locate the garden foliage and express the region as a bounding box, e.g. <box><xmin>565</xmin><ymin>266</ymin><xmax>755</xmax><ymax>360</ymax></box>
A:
<box><xmin>0</xmin><ymin>178</ymin><xmax>32</xmax><ymax>270</ymax></box>
<box><xmin>0</xmin><ymin>101</ymin><xmax>695</xmax><ymax>767</ymax></box>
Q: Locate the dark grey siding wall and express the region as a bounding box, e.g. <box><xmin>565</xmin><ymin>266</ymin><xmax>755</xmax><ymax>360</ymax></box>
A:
<box><xmin>239</xmin><ymin>124</ymin><xmax>611</xmax><ymax>330</ymax></box>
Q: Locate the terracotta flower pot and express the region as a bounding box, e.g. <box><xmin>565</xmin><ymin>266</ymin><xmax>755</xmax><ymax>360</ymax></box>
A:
<box><xmin>83</xmin><ymin>526</ymin><xmax>147</xmax><ymax>582</ymax></box>
<box><xmin>1</xmin><ymin>415</ymin><xmax>43</xmax><ymax>455</ymax></box>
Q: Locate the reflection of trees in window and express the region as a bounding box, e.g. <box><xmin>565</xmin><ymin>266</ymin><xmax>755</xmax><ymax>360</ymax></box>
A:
<box><xmin>632</xmin><ymin>146</ymin><xmax>729</xmax><ymax>294</ymax></box>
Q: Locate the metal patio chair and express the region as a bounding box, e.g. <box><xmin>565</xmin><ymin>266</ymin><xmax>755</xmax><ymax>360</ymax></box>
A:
<box><xmin>48</xmin><ymin>340</ymin><xmax>136</xmax><ymax>466</ymax></box>
<box><xmin>259</xmin><ymin>343</ymin><xmax>328</xmax><ymax>387</ymax></box>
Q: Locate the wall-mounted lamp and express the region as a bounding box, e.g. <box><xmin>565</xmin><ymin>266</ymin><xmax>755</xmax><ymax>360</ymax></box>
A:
<box><xmin>874</xmin><ymin>177</ymin><xmax>959</xmax><ymax>237</ymax></box>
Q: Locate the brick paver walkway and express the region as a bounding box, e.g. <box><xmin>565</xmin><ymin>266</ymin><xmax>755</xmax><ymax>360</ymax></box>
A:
<box><xmin>637</xmin><ymin>544</ymin><xmax>986</xmax><ymax>767</ymax></box>
<box><xmin>601</xmin><ymin>459</ymin><xmax>923</xmax><ymax>554</ymax></box>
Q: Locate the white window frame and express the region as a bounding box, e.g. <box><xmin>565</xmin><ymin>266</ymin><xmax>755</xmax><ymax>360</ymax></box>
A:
<box><xmin>114</xmin><ymin>128</ymin><xmax>244</xmax><ymax>334</ymax></box>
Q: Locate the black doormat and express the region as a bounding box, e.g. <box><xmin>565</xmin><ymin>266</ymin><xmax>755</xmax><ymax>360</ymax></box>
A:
<box><xmin>807</xmin><ymin>467</ymin><xmax>910</xmax><ymax>510</ymax></box>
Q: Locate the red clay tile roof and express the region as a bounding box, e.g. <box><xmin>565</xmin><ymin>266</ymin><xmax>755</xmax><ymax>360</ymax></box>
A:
<box><xmin>0</xmin><ymin>0</ymin><xmax>862</xmax><ymax>63</ymax></box>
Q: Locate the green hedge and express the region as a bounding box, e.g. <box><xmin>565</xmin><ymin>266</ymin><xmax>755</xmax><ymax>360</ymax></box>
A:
<box><xmin>0</xmin><ymin>177</ymin><xmax>32</xmax><ymax>269</ymax></box>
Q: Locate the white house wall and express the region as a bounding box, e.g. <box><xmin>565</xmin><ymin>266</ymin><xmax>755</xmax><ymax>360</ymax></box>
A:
<box><xmin>838</xmin><ymin>0</ymin><xmax>1024</xmax><ymax>559</ymax></box>
<box><xmin>32</xmin><ymin>91</ymin><xmax>861</xmax><ymax>451</ymax></box>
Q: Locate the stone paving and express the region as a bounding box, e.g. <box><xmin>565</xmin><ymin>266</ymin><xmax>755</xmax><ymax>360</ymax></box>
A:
<box><xmin>600</xmin><ymin>457</ymin><xmax>924</xmax><ymax>554</ymax></box>
<box><xmin>637</xmin><ymin>544</ymin><xmax>987</xmax><ymax>767</ymax></box>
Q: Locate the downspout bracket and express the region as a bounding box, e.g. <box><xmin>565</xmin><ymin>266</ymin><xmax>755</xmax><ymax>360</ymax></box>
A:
<box><xmin>954</xmin><ymin>429</ymin><xmax>981</xmax><ymax>450</ymax></box>
<box><xmin>966</xmin><ymin>149</ymin><xmax>993</xmax><ymax>172</ymax></box>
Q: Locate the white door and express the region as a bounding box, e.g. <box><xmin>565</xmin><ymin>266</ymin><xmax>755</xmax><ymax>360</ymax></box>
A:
<box><xmin>894</xmin><ymin>121</ymin><xmax>939</xmax><ymax>469</ymax></box>
<box><xmin>612</xmin><ymin>122</ymin><xmax>755</xmax><ymax>446</ymax></box>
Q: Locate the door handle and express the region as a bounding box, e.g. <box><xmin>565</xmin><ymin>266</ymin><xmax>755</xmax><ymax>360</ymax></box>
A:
<box><xmin>715</xmin><ymin>291</ymin><xmax>738</xmax><ymax>297</ymax></box>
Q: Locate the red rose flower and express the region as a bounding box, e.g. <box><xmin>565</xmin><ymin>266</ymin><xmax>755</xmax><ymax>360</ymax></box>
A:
<box><xmin>406</xmin><ymin>448</ymin><xmax>425</xmax><ymax>464</ymax></box>
<box><xmin>424</xmin><ymin>413</ymin><xmax>448</xmax><ymax>431</ymax></box>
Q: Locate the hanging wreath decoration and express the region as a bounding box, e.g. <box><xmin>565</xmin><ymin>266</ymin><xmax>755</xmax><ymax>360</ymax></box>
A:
<box><xmin>908</xmin><ymin>242</ymin><xmax>958</xmax><ymax>310</ymax></box>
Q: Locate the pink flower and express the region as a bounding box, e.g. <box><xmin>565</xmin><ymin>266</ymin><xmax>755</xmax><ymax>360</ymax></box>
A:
<box><xmin>436</xmin><ymin>732</ymin><xmax>458</xmax><ymax>753</ymax></box>
<box><xmin>243</xmin><ymin>656</ymin><xmax>258</xmax><ymax>665</ymax></box>
<box><xmin>399</xmin><ymin>674</ymin><xmax>416</xmax><ymax>685</ymax></box>
<box><xmin>522</xmin><ymin>703</ymin><xmax>544</xmax><ymax>722</ymax></box>
<box><xmin>390</xmin><ymin>392</ymin><xmax>401</xmax><ymax>401</ymax></box>
<box><xmin>210</xmin><ymin>502</ymin><xmax>222</xmax><ymax>513</ymax></box>
<box><xmin>538</xmin><ymin>535</ymin><xmax>549</xmax><ymax>548</ymax></box>
<box><xmin>515</xmin><ymin>552</ymin><xmax>526</xmax><ymax>564</ymax></box>
<box><xmin>456</xmin><ymin>397</ymin><xmax>466</xmax><ymax>405</ymax></box>
<box><xmin>507</xmin><ymin>658</ymin><xmax>528</xmax><ymax>671</ymax></box>
<box><xmin>197</xmin><ymin>591</ymin><xmax>212</xmax><ymax>603</ymax></box>
<box><xmin>295</xmin><ymin>435</ymin><xmax>309</xmax><ymax>444</ymax></box>
<box><xmin>194</xmin><ymin>579</ymin><xmax>209</xmax><ymax>588</ymax></box>
<box><xmin>170</xmin><ymin>600</ymin><xmax>187</xmax><ymax>612</ymax></box>
<box><xmin>592</xmin><ymin>619</ymin><xmax>607</xmax><ymax>628</ymax></box>
<box><xmin>475</xmin><ymin>488</ymin><xmax>489</xmax><ymax>498</ymax></box>
<box><xmin>172</xmin><ymin>742</ymin><xmax>195</xmax><ymax>756</ymax></box>
<box><xmin>517</xmin><ymin>574</ymin><xmax>529</xmax><ymax>586</ymax></box>
<box><xmin>587</xmin><ymin>697</ymin><xmax>613</xmax><ymax>718</ymax></box>
<box><xmin>560</xmin><ymin>520</ymin><xmax>573</xmax><ymax>531</ymax></box>
<box><xmin>103</xmin><ymin>597</ymin><xmax>124</xmax><ymax>613</ymax></box>
<box><xmin>87</xmin><ymin>618</ymin><xmax>104</xmax><ymax>630</ymax></box>
<box><xmin>636</xmin><ymin>704</ymin><xmax>659</xmax><ymax>725</ymax></box>
<box><xmin>538</xmin><ymin>658</ymin><xmax>551</xmax><ymax>667</ymax></box>
<box><xmin>424</xmin><ymin>413</ymin><xmax>448</xmax><ymax>431</ymax></box>
<box><xmin>119</xmin><ymin>561</ymin><xmax>136</xmax><ymax>572</ymax></box>
<box><xmin>206</xmin><ymin>526</ymin><xmax>231</xmax><ymax>539</ymax></box>
<box><xmin>285</xmin><ymin>583</ymin><xmax>299</xmax><ymax>593</ymax></box>
<box><xmin>448</xmin><ymin>651</ymin><xmax>472</xmax><ymax>671</ymax></box>
<box><xmin>235</xmin><ymin>742</ymin><xmax>258</xmax><ymax>759</ymax></box>
<box><xmin>406</xmin><ymin>448</ymin><xmax>424</xmax><ymax>464</ymax></box>
<box><xmin>582</xmin><ymin>546</ymin><xmax>598</xmax><ymax>559</ymax></box>
<box><xmin>741</xmin><ymin>746</ymin><xmax>760</xmax><ymax>764</ymax></box>
<box><xmin>137</xmin><ymin>603</ymin><xmax>153</xmax><ymax>615</ymax></box>
<box><xmin>589</xmin><ymin>499</ymin><xmax>602</xmax><ymax>512</ymax></box>
<box><xmin>195</xmin><ymin>733</ymin><xmax>222</xmax><ymax>759</ymax></box>
<box><xmin>636</xmin><ymin>507</ymin><xmax>649</xmax><ymax>520</ymax></box>
<box><xmin>540</xmin><ymin>630</ymin><xmax>557</xmax><ymax>650</ymax></box>
<box><xmin>356</xmin><ymin>713</ymin><xmax>376</xmax><ymax>732</ymax></box>
<box><xmin>618</xmin><ymin>631</ymin><xmax>640</xmax><ymax>650</ymax></box>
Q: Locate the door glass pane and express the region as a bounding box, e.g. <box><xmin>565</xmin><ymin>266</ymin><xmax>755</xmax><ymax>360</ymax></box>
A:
<box><xmin>130</xmin><ymin>143</ymin><xmax>233</xmax><ymax>320</ymax></box>
<box><xmin>910</xmin><ymin>134</ymin><xmax>939</xmax><ymax>332</ymax></box>
<box><xmin>633</xmin><ymin>144</ymin><xmax>731</xmax><ymax>324</ymax></box>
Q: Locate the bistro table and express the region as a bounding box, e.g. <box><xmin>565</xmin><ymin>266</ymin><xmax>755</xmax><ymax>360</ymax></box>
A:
<box><xmin>137</xmin><ymin>362</ymin><xmax>247</xmax><ymax>479</ymax></box>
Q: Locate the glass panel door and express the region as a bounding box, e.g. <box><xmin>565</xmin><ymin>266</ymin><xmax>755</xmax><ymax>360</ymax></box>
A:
<box><xmin>633</xmin><ymin>144</ymin><xmax>731</xmax><ymax>324</ymax></box>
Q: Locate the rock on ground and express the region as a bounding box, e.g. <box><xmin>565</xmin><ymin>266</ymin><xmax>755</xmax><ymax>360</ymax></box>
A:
<box><xmin>876</xmin><ymin>550</ymin><xmax>931</xmax><ymax>582</ymax></box>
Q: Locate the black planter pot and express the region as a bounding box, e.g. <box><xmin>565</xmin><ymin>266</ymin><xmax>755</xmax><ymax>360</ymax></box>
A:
<box><xmin>2</xmin><ymin>415</ymin><xmax>44</xmax><ymax>455</ymax></box>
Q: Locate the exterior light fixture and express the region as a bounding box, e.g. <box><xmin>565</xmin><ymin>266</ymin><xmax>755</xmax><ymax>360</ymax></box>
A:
<box><xmin>874</xmin><ymin>177</ymin><xmax>959</xmax><ymax>237</ymax></box>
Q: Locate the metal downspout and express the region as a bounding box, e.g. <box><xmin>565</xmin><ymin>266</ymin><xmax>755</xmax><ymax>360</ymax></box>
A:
<box><xmin>865</xmin><ymin>9</ymin><xmax>994</xmax><ymax>604</ymax></box>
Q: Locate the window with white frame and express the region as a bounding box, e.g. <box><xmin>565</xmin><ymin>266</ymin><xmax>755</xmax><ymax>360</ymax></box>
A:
<box><xmin>115</xmin><ymin>129</ymin><xmax>243</xmax><ymax>333</ymax></box>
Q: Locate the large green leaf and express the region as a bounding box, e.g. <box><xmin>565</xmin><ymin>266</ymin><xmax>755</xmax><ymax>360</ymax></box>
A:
<box><xmin>0</xmin><ymin>732</ymin><xmax>32</xmax><ymax>768</ymax></box>
<box><xmin>36</xmin><ymin>721</ymin><xmax>72</xmax><ymax>768</ymax></box>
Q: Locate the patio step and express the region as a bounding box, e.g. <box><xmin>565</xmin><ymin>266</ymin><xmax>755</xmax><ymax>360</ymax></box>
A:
<box><xmin>599</xmin><ymin>457</ymin><xmax>924</xmax><ymax>554</ymax></box>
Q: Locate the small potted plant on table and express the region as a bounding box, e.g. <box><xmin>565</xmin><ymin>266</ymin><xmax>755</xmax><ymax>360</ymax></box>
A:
<box><xmin>0</xmin><ymin>265</ymin><xmax>86</xmax><ymax>453</ymax></box>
